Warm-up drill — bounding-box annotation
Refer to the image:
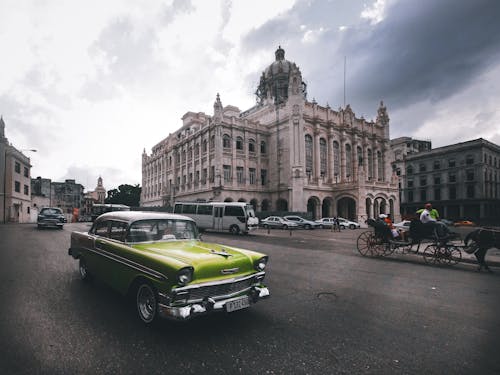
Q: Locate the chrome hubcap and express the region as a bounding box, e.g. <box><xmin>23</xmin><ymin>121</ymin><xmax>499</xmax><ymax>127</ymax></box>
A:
<box><xmin>137</xmin><ymin>285</ymin><xmax>155</xmax><ymax>322</ymax></box>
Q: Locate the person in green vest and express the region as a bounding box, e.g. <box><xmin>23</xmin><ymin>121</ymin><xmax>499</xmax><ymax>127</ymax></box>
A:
<box><xmin>416</xmin><ymin>203</ymin><xmax>440</xmax><ymax>221</ymax></box>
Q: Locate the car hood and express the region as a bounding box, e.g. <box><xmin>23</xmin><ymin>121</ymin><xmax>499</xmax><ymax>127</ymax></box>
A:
<box><xmin>131</xmin><ymin>240</ymin><xmax>262</xmax><ymax>281</ymax></box>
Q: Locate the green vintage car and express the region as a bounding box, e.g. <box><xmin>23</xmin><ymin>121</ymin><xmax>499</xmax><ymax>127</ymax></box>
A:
<box><xmin>68</xmin><ymin>211</ymin><xmax>269</xmax><ymax>323</ymax></box>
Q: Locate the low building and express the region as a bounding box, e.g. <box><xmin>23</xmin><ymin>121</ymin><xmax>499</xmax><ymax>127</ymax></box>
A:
<box><xmin>1</xmin><ymin>117</ymin><xmax>34</xmax><ymax>223</ymax></box>
<box><xmin>31</xmin><ymin>177</ymin><xmax>85</xmax><ymax>222</ymax></box>
<box><xmin>398</xmin><ymin>138</ymin><xmax>500</xmax><ymax>224</ymax></box>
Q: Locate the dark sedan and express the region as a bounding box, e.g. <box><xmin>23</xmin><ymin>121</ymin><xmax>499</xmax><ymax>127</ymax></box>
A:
<box><xmin>37</xmin><ymin>207</ymin><xmax>65</xmax><ymax>229</ymax></box>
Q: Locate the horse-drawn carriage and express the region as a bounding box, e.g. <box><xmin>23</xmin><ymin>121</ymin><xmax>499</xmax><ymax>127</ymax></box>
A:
<box><xmin>357</xmin><ymin>218</ymin><xmax>498</xmax><ymax>271</ymax></box>
<box><xmin>357</xmin><ymin>219</ymin><xmax>466</xmax><ymax>266</ymax></box>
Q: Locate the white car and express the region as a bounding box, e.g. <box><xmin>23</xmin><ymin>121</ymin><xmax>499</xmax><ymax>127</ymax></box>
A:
<box><xmin>260</xmin><ymin>216</ymin><xmax>299</xmax><ymax>229</ymax></box>
<box><xmin>337</xmin><ymin>217</ymin><xmax>360</xmax><ymax>230</ymax></box>
<box><xmin>283</xmin><ymin>215</ymin><xmax>321</xmax><ymax>230</ymax></box>
<box><xmin>315</xmin><ymin>218</ymin><xmax>336</xmax><ymax>228</ymax></box>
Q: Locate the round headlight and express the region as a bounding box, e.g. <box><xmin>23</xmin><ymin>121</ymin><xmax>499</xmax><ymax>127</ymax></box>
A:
<box><xmin>255</xmin><ymin>256</ymin><xmax>268</xmax><ymax>271</ymax></box>
<box><xmin>177</xmin><ymin>267</ymin><xmax>193</xmax><ymax>286</ymax></box>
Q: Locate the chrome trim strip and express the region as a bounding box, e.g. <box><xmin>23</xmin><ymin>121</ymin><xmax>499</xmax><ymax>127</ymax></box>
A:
<box><xmin>87</xmin><ymin>246</ymin><xmax>167</xmax><ymax>281</ymax></box>
<box><xmin>173</xmin><ymin>271</ymin><xmax>265</xmax><ymax>292</ymax></box>
<box><xmin>220</xmin><ymin>267</ymin><xmax>239</xmax><ymax>275</ymax></box>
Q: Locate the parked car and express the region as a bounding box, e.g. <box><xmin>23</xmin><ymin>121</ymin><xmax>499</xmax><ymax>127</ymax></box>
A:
<box><xmin>393</xmin><ymin>220</ymin><xmax>411</xmax><ymax>229</ymax></box>
<box><xmin>453</xmin><ymin>220</ymin><xmax>476</xmax><ymax>227</ymax></box>
<box><xmin>37</xmin><ymin>207</ymin><xmax>65</xmax><ymax>229</ymax></box>
<box><xmin>260</xmin><ymin>216</ymin><xmax>299</xmax><ymax>229</ymax></box>
<box><xmin>337</xmin><ymin>217</ymin><xmax>360</xmax><ymax>230</ymax></box>
<box><xmin>315</xmin><ymin>217</ymin><xmax>336</xmax><ymax>229</ymax></box>
<box><xmin>68</xmin><ymin>211</ymin><xmax>270</xmax><ymax>323</ymax></box>
<box><xmin>283</xmin><ymin>215</ymin><xmax>321</xmax><ymax>230</ymax></box>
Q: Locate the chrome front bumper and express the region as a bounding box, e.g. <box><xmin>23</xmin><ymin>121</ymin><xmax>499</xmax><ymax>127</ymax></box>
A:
<box><xmin>157</xmin><ymin>286</ymin><xmax>270</xmax><ymax>320</ymax></box>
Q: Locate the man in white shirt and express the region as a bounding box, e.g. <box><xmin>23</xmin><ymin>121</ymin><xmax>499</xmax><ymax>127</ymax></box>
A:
<box><xmin>419</xmin><ymin>203</ymin><xmax>436</xmax><ymax>224</ymax></box>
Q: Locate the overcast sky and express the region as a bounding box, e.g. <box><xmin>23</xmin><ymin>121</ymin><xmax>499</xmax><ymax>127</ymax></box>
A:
<box><xmin>1</xmin><ymin>0</ymin><xmax>500</xmax><ymax>192</ymax></box>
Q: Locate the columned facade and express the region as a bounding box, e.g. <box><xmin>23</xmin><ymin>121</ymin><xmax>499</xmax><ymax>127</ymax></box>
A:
<box><xmin>141</xmin><ymin>47</ymin><xmax>400</xmax><ymax>222</ymax></box>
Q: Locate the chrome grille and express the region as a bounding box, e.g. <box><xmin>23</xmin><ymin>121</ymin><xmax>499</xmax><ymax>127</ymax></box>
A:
<box><xmin>184</xmin><ymin>278</ymin><xmax>254</xmax><ymax>301</ymax></box>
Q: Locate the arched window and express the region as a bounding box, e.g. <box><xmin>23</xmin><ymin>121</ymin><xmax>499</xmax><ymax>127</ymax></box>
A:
<box><xmin>248</xmin><ymin>139</ymin><xmax>256</xmax><ymax>153</ymax></box>
<box><xmin>236</xmin><ymin>136</ymin><xmax>243</xmax><ymax>150</ymax></box>
<box><xmin>319</xmin><ymin>138</ymin><xmax>327</xmax><ymax>177</ymax></box>
<box><xmin>305</xmin><ymin>134</ymin><xmax>313</xmax><ymax>177</ymax></box>
<box><xmin>333</xmin><ymin>141</ymin><xmax>340</xmax><ymax>178</ymax></box>
<box><xmin>345</xmin><ymin>144</ymin><xmax>352</xmax><ymax>177</ymax></box>
<box><xmin>377</xmin><ymin>151</ymin><xmax>383</xmax><ymax>181</ymax></box>
<box><xmin>357</xmin><ymin>146</ymin><xmax>363</xmax><ymax>166</ymax></box>
<box><xmin>223</xmin><ymin>134</ymin><xmax>231</xmax><ymax>148</ymax></box>
<box><xmin>367</xmin><ymin>149</ymin><xmax>373</xmax><ymax>179</ymax></box>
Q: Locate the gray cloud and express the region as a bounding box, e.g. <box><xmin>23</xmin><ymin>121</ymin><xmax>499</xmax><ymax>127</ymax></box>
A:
<box><xmin>241</xmin><ymin>0</ymin><xmax>500</xmax><ymax>131</ymax></box>
<box><xmin>338</xmin><ymin>0</ymin><xmax>500</xmax><ymax>114</ymax></box>
<box><xmin>161</xmin><ymin>0</ymin><xmax>195</xmax><ymax>25</ymax></box>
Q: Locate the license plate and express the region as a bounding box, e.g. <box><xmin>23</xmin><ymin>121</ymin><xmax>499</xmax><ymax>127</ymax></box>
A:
<box><xmin>225</xmin><ymin>296</ymin><xmax>250</xmax><ymax>313</ymax></box>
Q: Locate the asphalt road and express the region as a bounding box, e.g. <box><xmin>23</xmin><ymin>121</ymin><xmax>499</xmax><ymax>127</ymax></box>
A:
<box><xmin>1</xmin><ymin>223</ymin><xmax>499</xmax><ymax>374</ymax></box>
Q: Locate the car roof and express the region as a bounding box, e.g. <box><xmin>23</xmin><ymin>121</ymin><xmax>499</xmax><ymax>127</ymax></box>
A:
<box><xmin>95</xmin><ymin>211</ymin><xmax>194</xmax><ymax>225</ymax></box>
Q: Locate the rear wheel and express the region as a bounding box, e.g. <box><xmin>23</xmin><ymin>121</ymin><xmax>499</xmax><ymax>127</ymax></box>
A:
<box><xmin>136</xmin><ymin>283</ymin><xmax>158</xmax><ymax>324</ymax></box>
<box><xmin>423</xmin><ymin>244</ymin><xmax>440</xmax><ymax>265</ymax></box>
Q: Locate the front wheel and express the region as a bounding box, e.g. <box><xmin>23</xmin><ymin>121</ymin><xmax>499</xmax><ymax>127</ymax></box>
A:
<box><xmin>349</xmin><ymin>224</ymin><xmax>356</xmax><ymax>230</ymax></box>
<box><xmin>229</xmin><ymin>225</ymin><xmax>240</xmax><ymax>235</ymax></box>
<box><xmin>304</xmin><ymin>224</ymin><xmax>312</xmax><ymax>230</ymax></box>
<box><xmin>136</xmin><ymin>283</ymin><xmax>158</xmax><ymax>324</ymax></box>
<box><xmin>357</xmin><ymin>231</ymin><xmax>377</xmax><ymax>257</ymax></box>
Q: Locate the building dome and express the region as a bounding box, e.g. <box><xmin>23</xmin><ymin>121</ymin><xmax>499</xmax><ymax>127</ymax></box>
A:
<box><xmin>256</xmin><ymin>46</ymin><xmax>306</xmax><ymax>105</ymax></box>
<box><xmin>264</xmin><ymin>46</ymin><xmax>292</xmax><ymax>77</ymax></box>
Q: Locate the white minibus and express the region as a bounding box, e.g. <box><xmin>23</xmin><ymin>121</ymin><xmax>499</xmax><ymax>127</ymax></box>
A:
<box><xmin>173</xmin><ymin>201</ymin><xmax>259</xmax><ymax>234</ymax></box>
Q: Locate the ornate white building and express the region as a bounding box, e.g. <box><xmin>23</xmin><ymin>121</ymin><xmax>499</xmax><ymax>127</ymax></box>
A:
<box><xmin>141</xmin><ymin>47</ymin><xmax>399</xmax><ymax>222</ymax></box>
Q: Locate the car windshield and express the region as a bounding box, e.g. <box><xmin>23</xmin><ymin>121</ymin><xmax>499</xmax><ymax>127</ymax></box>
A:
<box><xmin>126</xmin><ymin>219</ymin><xmax>199</xmax><ymax>243</ymax></box>
<box><xmin>41</xmin><ymin>208</ymin><xmax>62</xmax><ymax>215</ymax></box>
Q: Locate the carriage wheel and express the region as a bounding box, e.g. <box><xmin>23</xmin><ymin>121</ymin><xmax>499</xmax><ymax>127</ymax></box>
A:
<box><xmin>400</xmin><ymin>236</ymin><xmax>416</xmax><ymax>254</ymax></box>
<box><xmin>382</xmin><ymin>241</ymin><xmax>397</xmax><ymax>256</ymax></box>
<box><xmin>357</xmin><ymin>231</ymin><xmax>378</xmax><ymax>257</ymax></box>
<box><xmin>445</xmin><ymin>245</ymin><xmax>462</xmax><ymax>265</ymax></box>
<box><xmin>423</xmin><ymin>244</ymin><xmax>440</xmax><ymax>265</ymax></box>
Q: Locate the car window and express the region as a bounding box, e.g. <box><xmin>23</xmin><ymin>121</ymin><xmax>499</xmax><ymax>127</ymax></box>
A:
<box><xmin>94</xmin><ymin>221</ymin><xmax>110</xmax><ymax>237</ymax></box>
<box><xmin>41</xmin><ymin>208</ymin><xmax>62</xmax><ymax>215</ymax></box>
<box><xmin>109</xmin><ymin>221</ymin><xmax>128</xmax><ymax>241</ymax></box>
<box><xmin>126</xmin><ymin>219</ymin><xmax>198</xmax><ymax>242</ymax></box>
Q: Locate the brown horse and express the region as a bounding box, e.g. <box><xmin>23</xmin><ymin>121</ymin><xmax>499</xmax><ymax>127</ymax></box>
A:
<box><xmin>464</xmin><ymin>228</ymin><xmax>500</xmax><ymax>272</ymax></box>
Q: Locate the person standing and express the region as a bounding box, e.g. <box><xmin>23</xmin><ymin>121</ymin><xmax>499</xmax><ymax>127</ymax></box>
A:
<box><xmin>333</xmin><ymin>216</ymin><xmax>340</xmax><ymax>232</ymax></box>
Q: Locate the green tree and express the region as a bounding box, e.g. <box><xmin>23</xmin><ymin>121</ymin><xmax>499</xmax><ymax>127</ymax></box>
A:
<box><xmin>105</xmin><ymin>184</ymin><xmax>141</xmax><ymax>207</ymax></box>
